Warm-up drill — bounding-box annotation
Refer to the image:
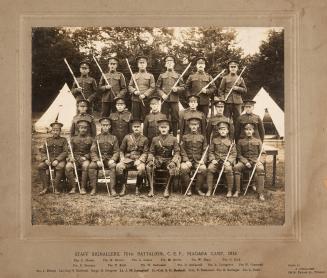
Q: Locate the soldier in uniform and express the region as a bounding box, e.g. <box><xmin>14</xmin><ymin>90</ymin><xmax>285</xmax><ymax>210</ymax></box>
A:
<box><xmin>206</xmin><ymin>97</ymin><xmax>234</xmax><ymax>142</ymax></box>
<box><xmin>116</xmin><ymin>119</ymin><xmax>149</xmax><ymax>196</ymax></box>
<box><xmin>185</xmin><ymin>57</ymin><xmax>217</xmax><ymax>117</ymax></box>
<box><xmin>65</xmin><ymin>120</ymin><xmax>93</xmax><ymax>195</ymax></box>
<box><xmin>71</xmin><ymin>60</ymin><xmax>97</xmax><ymax>113</ymax></box>
<box><xmin>180</xmin><ymin>116</ymin><xmax>207</xmax><ymax>196</ymax></box>
<box><xmin>97</xmin><ymin>56</ymin><xmax>127</xmax><ymax>117</ymax></box>
<box><xmin>38</xmin><ymin>121</ymin><xmax>68</xmax><ymax>195</ymax></box>
<box><xmin>218</xmin><ymin>60</ymin><xmax>247</xmax><ymax>124</ymax></box>
<box><xmin>70</xmin><ymin>99</ymin><xmax>96</xmax><ymax>138</ymax></box>
<box><xmin>156</xmin><ymin>55</ymin><xmax>185</xmax><ymax>136</ymax></box>
<box><xmin>143</xmin><ymin>95</ymin><xmax>168</xmax><ymax>145</ymax></box>
<box><xmin>207</xmin><ymin>121</ymin><xmax>237</xmax><ymax>197</ymax></box>
<box><xmin>128</xmin><ymin>55</ymin><xmax>155</xmax><ymax>121</ymax></box>
<box><xmin>146</xmin><ymin>119</ymin><xmax>180</xmax><ymax>198</ymax></box>
<box><xmin>108</xmin><ymin>97</ymin><xmax>132</xmax><ymax>146</ymax></box>
<box><xmin>179</xmin><ymin>95</ymin><xmax>206</xmax><ymax>137</ymax></box>
<box><xmin>88</xmin><ymin>118</ymin><xmax>120</xmax><ymax>196</ymax></box>
<box><xmin>235</xmin><ymin>99</ymin><xmax>265</xmax><ymax>142</ymax></box>
<box><xmin>233</xmin><ymin>123</ymin><xmax>266</xmax><ymax>200</ymax></box>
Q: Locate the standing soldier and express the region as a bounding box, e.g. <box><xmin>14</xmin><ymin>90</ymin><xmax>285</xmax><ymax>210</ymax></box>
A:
<box><xmin>233</xmin><ymin>123</ymin><xmax>266</xmax><ymax>200</ymax></box>
<box><xmin>116</xmin><ymin>119</ymin><xmax>149</xmax><ymax>196</ymax></box>
<box><xmin>156</xmin><ymin>55</ymin><xmax>185</xmax><ymax>136</ymax></box>
<box><xmin>128</xmin><ymin>55</ymin><xmax>155</xmax><ymax>121</ymax></box>
<box><xmin>143</xmin><ymin>95</ymin><xmax>168</xmax><ymax>145</ymax></box>
<box><xmin>108</xmin><ymin>97</ymin><xmax>132</xmax><ymax>146</ymax></box>
<box><xmin>70</xmin><ymin>99</ymin><xmax>97</xmax><ymax>138</ymax></box>
<box><xmin>180</xmin><ymin>116</ymin><xmax>207</xmax><ymax>196</ymax></box>
<box><xmin>179</xmin><ymin>95</ymin><xmax>206</xmax><ymax>137</ymax></box>
<box><xmin>88</xmin><ymin>118</ymin><xmax>120</xmax><ymax>196</ymax></box>
<box><xmin>66</xmin><ymin>120</ymin><xmax>93</xmax><ymax>195</ymax></box>
<box><xmin>146</xmin><ymin>119</ymin><xmax>180</xmax><ymax>198</ymax></box>
<box><xmin>235</xmin><ymin>99</ymin><xmax>265</xmax><ymax>142</ymax></box>
<box><xmin>97</xmin><ymin>55</ymin><xmax>127</xmax><ymax>117</ymax></box>
<box><xmin>71</xmin><ymin>60</ymin><xmax>97</xmax><ymax>114</ymax></box>
<box><xmin>38</xmin><ymin>121</ymin><xmax>68</xmax><ymax>195</ymax></box>
<box><xmin>218</xmin><ymin>60</ymin><xmax>247</xmax><ymax>123</ymax></box>
<box><xmin>185</xmin><ymin>57</ymin><xmax>217</xmax><ymax>117</ymax></box>
<box><xmin>207</xmin><ymin>121</ymin><xmax>237</xmax><ymax>197</ymax></box>
<box><xmin>206</xmin><ymin>97</ymin><xmax>234</xmax><ymax>142</ymax></box>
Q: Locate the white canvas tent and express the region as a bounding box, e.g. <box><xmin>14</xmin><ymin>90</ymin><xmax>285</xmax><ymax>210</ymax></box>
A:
<box><xmin>252</xmin><ymin>87</ymin><xmax>284</xmax><ymax>138</ymax></box>
<box><xmin>34</xmin><ymin>83</ymin><xmax>76</xmax><ymax>133</ymax></box>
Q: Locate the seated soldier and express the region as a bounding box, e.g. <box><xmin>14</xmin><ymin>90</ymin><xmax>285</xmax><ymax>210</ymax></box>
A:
<box><xmin>207</xmin><ymin>121</ymin><xmax>237</xmax><ymax>198</ymax></box>
<box><xmin>233</xmin><ymin>123</ymin><xmax>266</xmax><ymax>200</ymax></box>
<box><xmin>143</xmin><ymin>95</ymin><xmax>167</xmax><ymax>145</ymax></box>
<box><xmin>88</xmin><ymin>118</ymin><xmax>120</xmax><ymax>196</ymax></box>
<box><xmin>180</xmin><ymin>116</ymin><xmax>207</xmax><ymax>196</ymax></box>
<box><xmin>65</xmin><ymin>119</ymin><xmax>93</xmax><ymax>195</ymax></box>
<box><xmin>146</xmin><ymin>118</ymin><xmax>180</xmax><ymax>198</ymax></box>
<box><xmin>109</xmin><ymin>96</ymin><xmax>132</xmax><ymax>146</ymax></box>
<box><xmin>70</xmin><ymin>99</ymin><xmax>96</xmax><ymax>138</ymax></box>
<box><xmin>38</xmin><ymin>120</ymin><xmax>68</xmax><ymax>195</ymax></box>
<box><xmin>206</xmin><ymin>97</ymin><xmax>234</xmax><ymax>143</ymax></box>
<box><xmin>116</xmin><ymin>119</ymin><xmax>149</xmax><ymax>196</ymax></box>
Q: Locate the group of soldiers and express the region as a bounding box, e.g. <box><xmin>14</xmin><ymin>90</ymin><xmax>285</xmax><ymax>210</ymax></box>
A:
<box><xmin>38</xmin><ymin>54</ymin><xmax>267</xmax><ymax>201</ymax></box>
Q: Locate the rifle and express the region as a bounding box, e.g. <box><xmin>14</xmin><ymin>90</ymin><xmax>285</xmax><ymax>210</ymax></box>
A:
<box><xmin>92</xmin><ymin>55</ymin><xmax>117</xmax><ymax>98</ymax></box>
<box><xmin>184</xmin><ymin>144</ymin><xmax>209</xmax><ymax>196</ymax></box>
<box><xmin>96</xmin><ymin>140</ymin><xmax>111</xmax><ymax>196</ymax></box>
<box><xmin>212</xmin><ymin>140</ymin><xmax>235</xmax><ymax>196</ymax></box>
<box><xmin>162</xmin><ymin>62</ymin><xmax>192</xmax><ymax>104</ymax></box>
<box><xmin>64</xmin><ymin>58</ymin><xmax>86</xmax><ymax>100</ymax></box>
<box><xmin>67</xmin><ymin>139</ymin><xmax>81</xmax><ymax>193</ymax></box>
<box><xmin>125</xmin><ymin>58</ymin><xmax>145</xmax><ymax>107</ymax></box>
<box><xmin>196</xmin><ymin>69</ymin><xmax>226</xmax><ymax>96</ymax></box>
<box><xmin>45</xmin><ymin>140</ymin><xmax>55</xmax><ymax>193</ymax></box>
<box><xmin>224</xmin><ymin>66</ymin><xmax>246</xmax><ymax>101</ymax></box>
<box><xmin>151</xmin><ymin>157</ymin><xmax>155</xmax><ymax>189</ymax></box>
<box><xmin>243</xmin><ymin>144</ymin><xmax>264</xmax><ymax>196</ymax></box>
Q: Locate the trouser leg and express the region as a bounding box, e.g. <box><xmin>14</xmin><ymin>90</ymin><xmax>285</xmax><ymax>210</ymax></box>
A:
<box><xmin>38</xmin><ymin>162</ymin><xmax>50</xmax><ymax>194</ymax></box>
<box><xmin>255</xmin><ymin>165</ymin><xmax>265</xmax><ymax>195</ymax></box>
<box><xmin>107</xmin><ymin>161</ymin><xmax>117</xmax><ymax>196</ymax></box>
<box><xmin>146</xmin><ymin>164</ymin><xmax>154</xmax><ymax>197</ymax></box>
<box><xmin>233</xmin><ymin>162</ymin><xmax>245</xmax><ymax>194</ymax></box>
<box><xmin>233</xmin><ymin>104</ymin><xmax>242</xmax><ymax>125</ymax></box>
<box><xmin>80</xmin><ymin>160</ymin><xmax>90</xmax><ymax>194</ymax></box>
<box><xmin>88</xmin><ymin>162</ymin><xmax>98</xmax><ymax>194</ymax></box>
<box><xmin>171</xmin><ymin>103</ymin><xmax>179</xmax><ymax>137</ymax></box>
<box><xmin>54</xmin><ymin>161</ymin><xmax>65</xmax><ymax>193</ymax></box>
<box><xmin>224</xmin><ymin>103</ymin><xmax>232</xmax><ymax>119</ymax></box>
<box><xmin>224</xmin><ymin>165</ymin><xmax>234</xmax><ymax>192</ymax></box>
<box><xmin>101</xmin><ymin>102</ymin><xmax>111</xmax><ymax>117</ymax></box>
<box><xmin>65</xmin><ymin>162</ymin><xmax>77</xmax><ymax>193</ymax></box>
<box><xmin>198</xmin><ymin>105</ymin><xmax>209</xmax><ymax>117</ymax></box>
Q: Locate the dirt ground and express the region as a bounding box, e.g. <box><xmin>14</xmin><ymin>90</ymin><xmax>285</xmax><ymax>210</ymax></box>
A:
<box><xmin>31</xmin><ymin>125</ymin><xmax>285</xmax><ymax>226</ymax></box>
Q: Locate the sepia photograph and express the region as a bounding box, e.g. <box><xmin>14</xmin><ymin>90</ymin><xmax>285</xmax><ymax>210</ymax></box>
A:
<box><xmin>31</xmin><ymin>26</ymin><xmax>285</xmax><ymax>226</ymax></box>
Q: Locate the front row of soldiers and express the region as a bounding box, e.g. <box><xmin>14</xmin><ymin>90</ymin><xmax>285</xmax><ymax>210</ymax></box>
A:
<box><xmin>38</xmin><ymin>100</ymin><xmax>266</xmax><ymax>201</ymax></box>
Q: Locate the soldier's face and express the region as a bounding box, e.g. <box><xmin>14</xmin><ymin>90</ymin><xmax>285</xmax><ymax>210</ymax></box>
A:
<box><xmin>80</xmin><ymin>66</ymin><xmax>89</xmax><ymax>75</ymax></box>
<box><xmin>196</xmin><ymin>62</ymin><xmax>205</xmax><ymax>71</ymax></box>
<box><xmin>165</xmin><ymin>59</ymin><xmax>175</xmax><ymax>70</ymax></box>
<box><xmin>150</xmin><ymin>101</ymin><xmax>160</xmax><ymax>112</ymax></box>
<box><xmin>108</xmin><ymin>60</ymin><xmax>118</xmax><ymax>71</ymax></box>
<box><xmin>138</xmin><ymin>60</ymin><xmax>147</xmax><ymax>70</ymax></box>
<box><xmin>78</xmin><ymin>104</ymin><xmax>88</xmax><ymax>114</ymax></box>
<box><xmin>189</xmin><ymin>99</ymin><xmax>198</xmax><ymax>110</ymax></box>
<box><xmin>244</xmin><ymin>105</ymin><xmax>254</xmax><ymax>114</ymax></box>
<box><xmin>215</xmin><ymin>105</ymin><xmax>224</xmax><ymax>114</ymax></box>
<box><xmin>159</xmin><ymin>125</ymin><xmax>169</xmax><ymax>135</ymax></box>
<box><xmin>132</xmin><ymin>125</ymin><xmax>141</xmax><ymax>134</ymax></box>
<box><xmin>78</xmin><ymin>125</ymin><xmax>88</xmax><ymax>135</ymax></box>
<box><xmin>116</xmin><ymin>102</ymin><xmax>126</xmax><ymax>112</ymax></box>
<box><xmin>52</xmin><ymin>127</ymin><xmax>61</xmax><ymax>137</ymax></box>
<box><xmin>245</xmin><ymin>127</ymin><xmax>254</xmax><ymax>137</ymax></box>
<box><xmin>218</xmin><ymin>127</ymin><xmax>229</xmax><ymax>137</ymax></box>
<box><xmin>101</xmin><ymin>123</ymin><xmax>110</xmax><ymax>133</ymax></box>
<box><xmin>229</xmin><ymin>65</ymin><xmax>238</xmax><ymax>74</ymax></box>
<box><xmin>189</xmin><ymin>122</ymin><xmax>199</xmax><ymax>132</ymax></box>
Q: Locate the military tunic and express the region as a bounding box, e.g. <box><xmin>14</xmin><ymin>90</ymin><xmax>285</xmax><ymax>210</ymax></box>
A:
<box><xmin>143</xmin><ymin>111</ymin><xmax>167</xmax><ymax>144</ymax></box>
<box><xmin>206</xmin><ymin>114</ymin><xmax>235</xmax><ymax>142</ymax></box>
<box><xmin>235</xmin><ymin>113</ymin><xmax>265</xmax><ymax>142</ymax></box>
<box><xmin>70</xmin><ymin>113</ymin><xmax>97</xmax><ymax>138</ymax></box>
<box><xmin>180</xmin><ymin>133</ymin><xmax>208</xmax><ymax>164</ymax></box>
<box><xmin>179</xmin><ymin>108</ymin><xmax>206</xmax><ymax>136</ymax></box>
<box><xmin>71</xmin><ymin>76</ymin><xmax>97</xmax><ymax>102</ymax></box>
<box><xmin>109</xmin><ymin>110</ymin><xmax>132</xmax><ymax>146</ymax></box>
<box><xmin>69</xmin><ymin>135</ymin><xmax>93</xmax><ymax>163</ymax></box>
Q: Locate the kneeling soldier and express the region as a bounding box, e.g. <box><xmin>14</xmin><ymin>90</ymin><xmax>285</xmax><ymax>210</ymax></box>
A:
<box><xmin>66</xmin><ymin>120</ymin><xmax>93</xmax><ymax>195</ymax></box>
<box><xmin>116</xmin><ymin>119</ymin><xmax>149</xmax><ymax>196</ymax></box>
<box><xmin>88</xmin><ymin>118</ymin><xmax>120</xmax><ymax>196</ymax></box>
<box><xmin>207</xmin><ymin>121</ymin><xmax>236</xmax><ymax>197</ymax></box>
<box><xmin>180</xmin><ymin>116</ymin><xmax>207</xmax><ymax>196</ymax></box>
<box><xmin>146</xmin><ymin>119</ymin><xmax>180</xmax><ymax>198</ymax></box>
<box><xmin>38</xmin><ymin>121</ymin><xmax>68</xmax><ymax>195</ymax></box>
<box><xmin>233</xmin><ymin>123</ymin><xmax>266</xmax><ymax>200</ymax></box>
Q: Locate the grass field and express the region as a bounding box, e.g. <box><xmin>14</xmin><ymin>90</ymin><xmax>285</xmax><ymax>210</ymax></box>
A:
<box><xmin>31</xmin><ymin>127</ymin><xmax>285</xmax><ymax>226</ymax></box>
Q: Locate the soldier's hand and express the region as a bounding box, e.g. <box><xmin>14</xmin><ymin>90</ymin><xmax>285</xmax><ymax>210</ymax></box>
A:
<box><xmin>233</xmin><ymin>86</ymin><xmax>241</xmax><ymax>91</ymax></box>
<box><xmin>223</xmin><ymin>161</ymin><xmax>231</xmax><ymax>167</ymax></box>
<box><xmin>246</xmin><ymin>162</ymin><xmax>252</xmax><ymax>168</ymax></box>
<box><xmin>139</xmin><ymin>94</ymin><xmax>145</xmax><ymax>99</ymax></box>
<box><xmin>105</xmin><ymin>84</ymin><xmax>112</xmax><ymax>90</ymax></box>
<box><xmin>147</xmin><ymin>160</ymin><xmax>154</xmax><ymax>167</ymax></box>
<box><xmin>68</xmin><ymin>156</ymin><xmax>74</xmax><ymax>162</ymax></box>
<box><xmin>162</xmin><ymin>93</ymin><xmax>168</xmax><ymax>100</ymax></box>
<box><xmin>201</xmin><ymin>88</ymin><xmax>207</xmax><ymax>94</ymax></box>
<box><xmin>80</xmin><ymin>156</ymin><xmax>86</xmax><ymax>162</ymax></box>
<box><xmin>97</xmin><ymin>161</ymin><xmax>103</xmax><ymax>168</ymax></box>
<box><xmin>134</xmin><ymin>159</ymin><xmax>141</xmax><ymax>166</ymax></box>
<box><xmin>108</xmin><ymin>159</ymin><xmax>115</xmax><ymax>167</ymax></box>
<box><xmin>172</xmin><ymin>87</ymin><xmax>178</xmax><ymax>93</ymax></box>
<box><xmin>256</xmin><ymin>162</ymin><xmax>263</xmax><ymax>167</ymax></box>
<box><xmin>52</xmin><ymin>160</ymin><xmax>58</xmax><ymax>167</ymax></box>
<box><xmin>212</xmin><ymin>159</ymin><xmax>218</xmax><ymax>165</ymax></box>
<box><xmin>134</xmin><ymin>90</ymin><xmax>140</xmax><ymax>96</ymax></box>
<box><xmin>45</xmin><ymin>159</ymin><xmax>51</xmax><ymax>166</ymax></box>
<box><xmin>76</xmin><ymin>87</ymin><xmax>82</xmax><ymax>92</ymax></box>
<box><xmin>185</xmin><ymin>161</ymin><xmax>192</xmax><ymax>168</ymax></box>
